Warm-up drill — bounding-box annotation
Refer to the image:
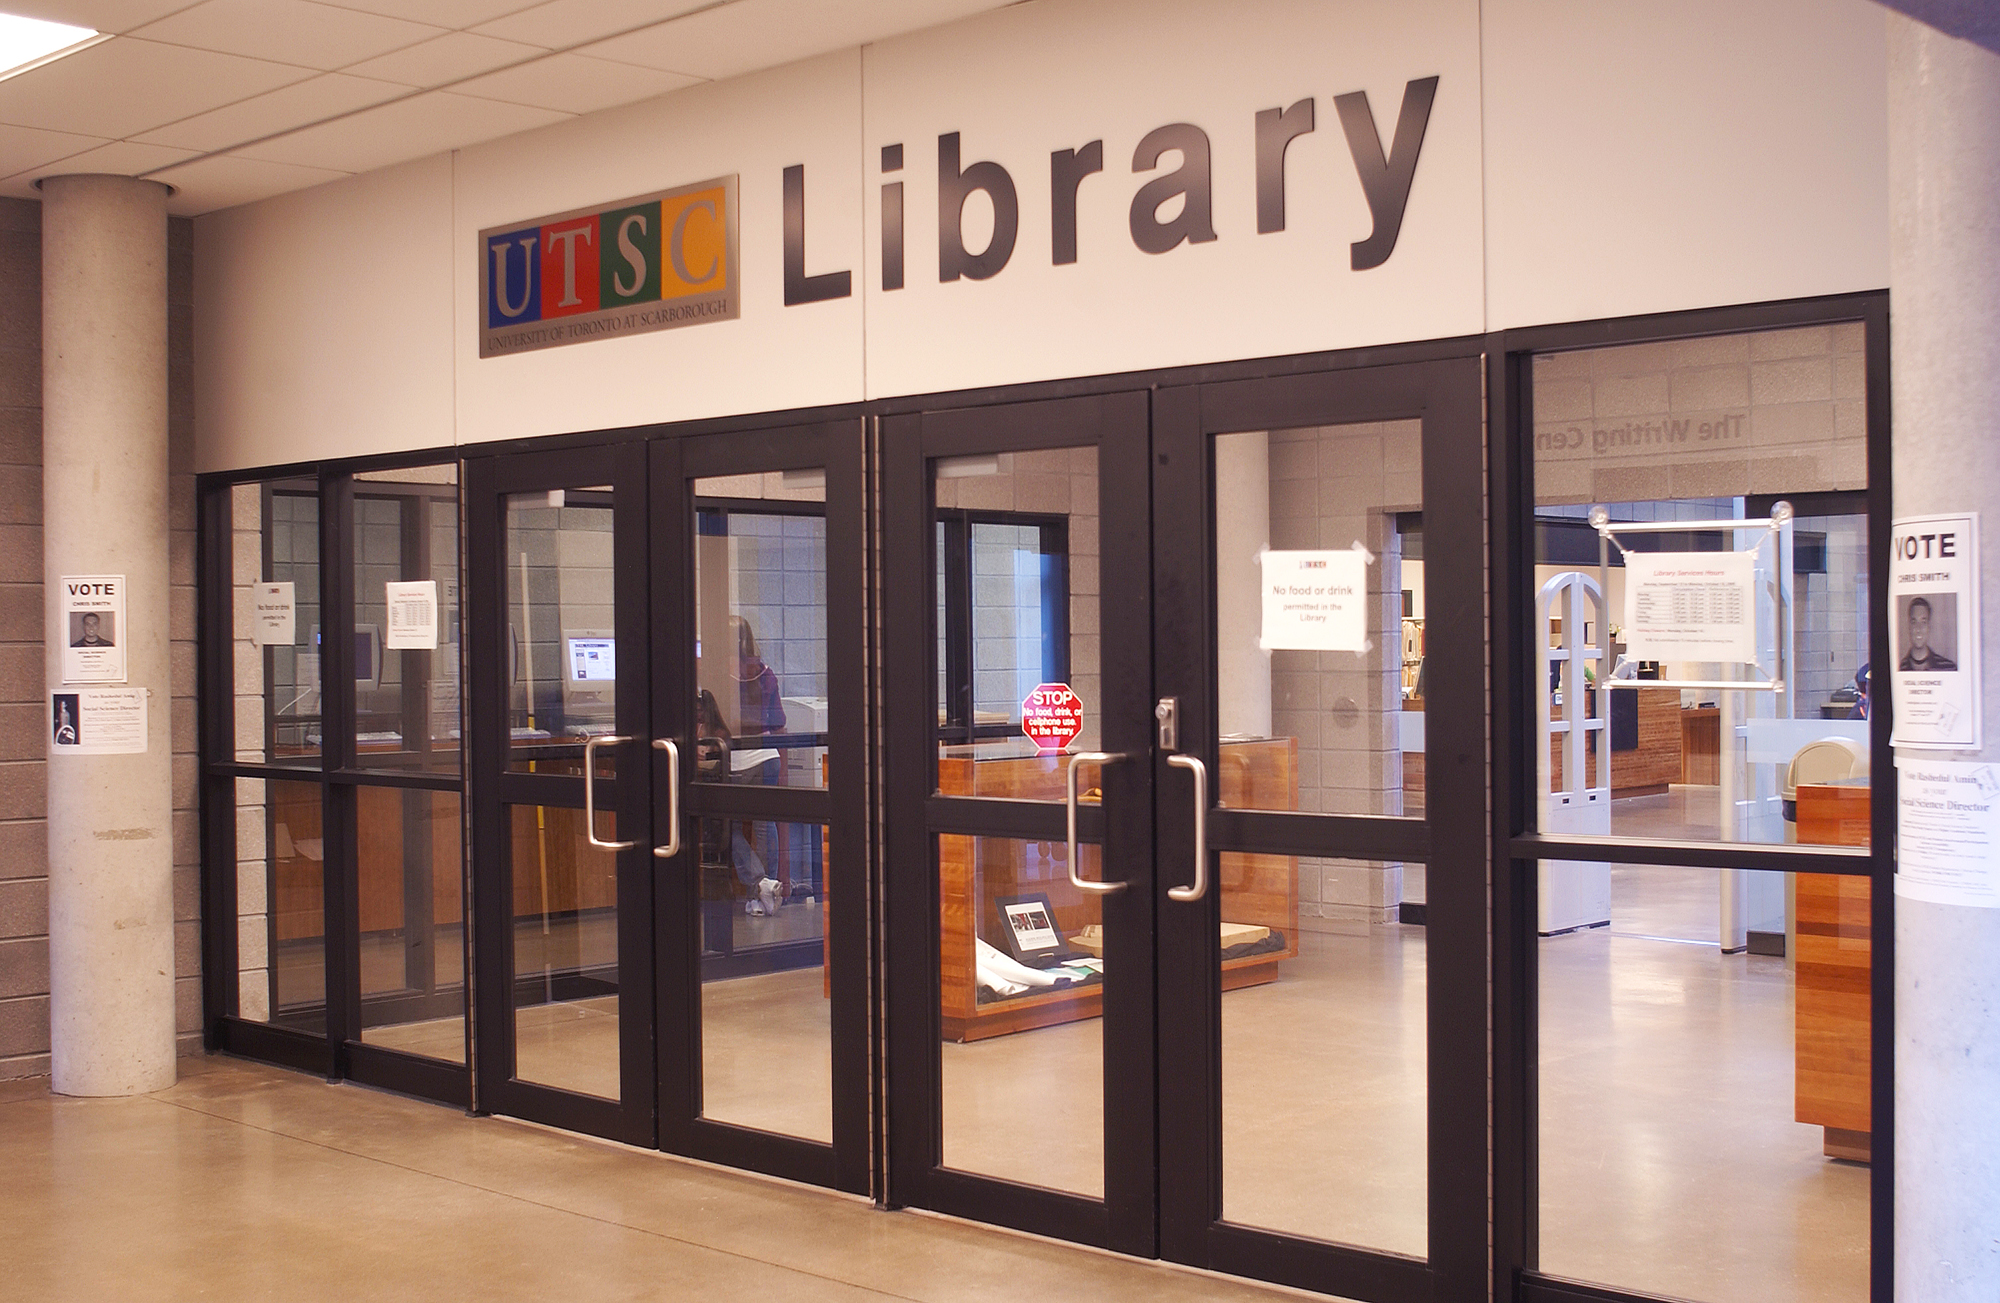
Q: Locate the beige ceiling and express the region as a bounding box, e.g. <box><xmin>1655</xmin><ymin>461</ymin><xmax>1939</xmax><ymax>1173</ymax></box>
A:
<box><xmin>0</xmin><ymin>0</ymin><xmax>1011</xmax><ymax>215</ymax></box>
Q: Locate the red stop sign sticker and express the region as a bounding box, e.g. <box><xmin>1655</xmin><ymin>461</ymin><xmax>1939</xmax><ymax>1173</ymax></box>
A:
<box><xmin>1021</xmin><ymin>682</ymin><xmax>1084</xmax><ymax>753</ymax></box>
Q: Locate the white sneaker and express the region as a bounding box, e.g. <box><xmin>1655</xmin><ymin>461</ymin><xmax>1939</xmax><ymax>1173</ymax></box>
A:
<box><xmin>757</xmin><ymin>877</ymin><xmax>782</xmax><ymax>916</ymax></box>
<box><xmin>745</xmin><ymin>899</ymin><xmax>765</xmax><ymax>917</ymax></box>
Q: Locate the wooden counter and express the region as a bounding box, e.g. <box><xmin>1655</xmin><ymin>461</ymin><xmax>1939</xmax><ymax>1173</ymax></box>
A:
<box><xmin>1548</xmin><ymin>687</ymin><xmax>1682</xmax><ymax>796</ymax></box>
<box><xmin>936</xmin><ymin>738</ymin><xmax>1299</xmax><ymax>1042</ymax></box>
<box><xmin>1794</xmin><ymin>780</ymin><xmax>1871</xmax><ymax>1163</ymax></box>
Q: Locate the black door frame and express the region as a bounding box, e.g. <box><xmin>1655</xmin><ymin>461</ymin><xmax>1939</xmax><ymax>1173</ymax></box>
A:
<box><xmin>882</xmin><ymin>390</ymin><xmax>1160</xmax><ymax>1256</ymax></box>
<box><xmin>466</xmin><ymin>439</ymin><xmax>657</xmax><ymax>1145</ymax></box>
<box><xmin>648</xmin><ymin>419</ymin><xmax>872</xmax><ymax>1195</ymax></box>
<box><xmin>1150</xmin><ymin>356</ymin><xmax>1489</xmax><ymax>1302</ymax></box>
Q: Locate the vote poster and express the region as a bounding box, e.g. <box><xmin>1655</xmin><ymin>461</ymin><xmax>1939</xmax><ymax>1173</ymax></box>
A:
<box><xmin>1896</xmin><ymin>759</ymin><xmax>2000</xmax><ymax>908</ymax></box>
<box><xmin>1890</xmin><ymin>513</ymin><xmax>1979</xmax><ymax>750</ymax></box>
<box><xmin>50</xmin><ymin>687</ymin><xmax>148</xmax><ymax>756</ymax></box>
<box><xmin>60</xmin><ymin>574</ymin><xmax>126</xmax><ymax>684</ymax></box>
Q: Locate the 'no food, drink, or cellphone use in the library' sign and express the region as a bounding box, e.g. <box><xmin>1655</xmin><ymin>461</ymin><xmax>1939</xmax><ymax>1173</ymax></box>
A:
<box><xmin>480</xmin><ymin>175</ymin><xmax>740</xmax><ymax>358</ymax></box>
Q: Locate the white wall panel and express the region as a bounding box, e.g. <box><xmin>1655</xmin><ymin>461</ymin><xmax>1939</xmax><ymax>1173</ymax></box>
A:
<box><xmin>194</xmin><ymin>153</ymin><xmax>454</xmax><ymax>472</ymax></box>
<box><xmin>449</xmin><ymin>49</ymin><xmax>865</xmax><ymax>447</ymax></box>
<box><xmin>860</xmin><ymin>0</ymin><xmax>1486</xmax><ymax>398</ymax></box>
<box><xmin>1481</xmin><ymin>0</ymin><xmax>1889</xmax><ymax>330</ymax></box>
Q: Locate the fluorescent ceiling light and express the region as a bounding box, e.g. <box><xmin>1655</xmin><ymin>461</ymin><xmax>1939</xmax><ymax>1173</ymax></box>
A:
<box><xmin>0</xmin><ymin>12</ymin><xmax>103</xmax><ymax>83</ymax></box>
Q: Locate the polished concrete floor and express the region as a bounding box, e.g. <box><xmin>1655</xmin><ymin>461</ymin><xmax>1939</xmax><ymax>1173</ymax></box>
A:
<box><xmin>266</xmin><ymin>862</ymin><xmax>1871</xmax><ymax>1303</ymax></box>
<box><xmin>0</xmin><ymin>1056</ymin><xmax>1313</xmax><ymax>1303</ymax></box>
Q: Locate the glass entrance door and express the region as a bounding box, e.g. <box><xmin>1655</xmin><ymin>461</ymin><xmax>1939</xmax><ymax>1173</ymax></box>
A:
<box><xmin>882</xmin><ymin>360</ymin><xmax>1487</xmax><ymax>1300</ymax></box>
<box><xmin>467</xmin><ymin>425</ymin><xmax>867</xmax><ymax>1190</ymax></box>
<box><xmin>468</xmin><ymin>442</ymin><xmax>655</xmax><ymax>1145</ymax></box>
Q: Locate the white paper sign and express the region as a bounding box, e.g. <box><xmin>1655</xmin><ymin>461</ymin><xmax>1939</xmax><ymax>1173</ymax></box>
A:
<box><xmin>59</xmin><ymin>574</ymin><xmax>127</xmax><ymax>684</ymax></box>
<box><xmin>384</xmin><ymin>580</ymin><xmax>439</xmax><ymax>650</ymax></box>
<box><xmin>1622</xmin><ymin>551</ymin><xmax>1757</xmax><ymax>664</ymax></box>
<box><xmin>1259</xmin><ymin>549</ymin><xmax>1370</xmax><ymax>651</ymax></box>
<box><xmin>50</xmin><ymin>687</ymin><xmax>147</xmax><ymax>756</ymax></box>
<box><xmin>250</xmin><ymin>581</ymin><xmax>295</xmax><ymax>647</ymax></box>
<box><xmin>1889</xmin><ymin>513</ymin><xmax>1980</xmax><ymax>751</ymax></box>
<box><xmin>1896</xmin><ymin>759</ymin><xmax>2000</xmax><ymax>907</ymax></box>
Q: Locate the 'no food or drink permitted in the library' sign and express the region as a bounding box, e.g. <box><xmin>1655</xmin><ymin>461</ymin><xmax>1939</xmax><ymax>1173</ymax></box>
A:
<box><xmin>1022</xmin><ymin>683</ymin><xmax>1084</xmax><ymax>753</ymax></box>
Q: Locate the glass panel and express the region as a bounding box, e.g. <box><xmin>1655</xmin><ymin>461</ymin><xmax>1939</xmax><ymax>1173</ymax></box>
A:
<box><xmin>351</xmin><ymin>465</ymin><xmax>462</xmax><ymax>774</ymax></box>
<box><xmin>1222</xmin><ymin>857</ymin><xmax>1424</xmax><ymax>1254</ymax></box>
<box><xmin>232</xmin><ymin>776</ymin><xmax>323</xmax><ymax>1030</ymax></box>
<box><xmin>1537</xmin><ymin>863</ymin><xmax>1870</xmax><ymax>1302</ymax></box>
<box><xmin>698</xmin><ymin>818</ymin><xmax>830</xmax><ymax>1141</ymax></box>
<box><xmin>934</xmin><ymin>447</ymin><xmax>1099</xmax><ymax>785</ymax></box>
<box><xmin>356</xmin><ymin>788</ymin><xmax>465</xmax><ymax>1063</ymax></box>
<box><xmin>1215</xmin><ymin>422</ymin><xmax>1424</xmax><ymax>817</ymax></box>
<box><xmin>693</xmin><ymin>471</ymin><xmax>828</xmax><ymax>790</ymax></box>
<box><xmin>938</xmin><ymin>834</ymin><xmax>1106</xmax><ymax>1198</ymax></box>
<box><xmin>505</xmin><ymin>487</ymin><xmax>617</xmax><ymax>774</ymax></box>
<box><xmin>509</xmin><ymin>804</ymin><xmax>620</xmax><ymax>1097</ymax></box>
<box><xmin>230</xmin><ymin>480</ymin><xmax>321</xmax><ymax>765</ymax></box>
<box><xmin>1531</xmin><ymin>324</ymin><xmax>1871</xmax><ymax>848</ymax></box>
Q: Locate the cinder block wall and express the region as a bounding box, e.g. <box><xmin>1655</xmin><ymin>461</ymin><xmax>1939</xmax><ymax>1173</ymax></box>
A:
<box><xmin>0</xmin><ymin>195</ymin><xmax>203</xmax><ymax>1080</ymax></box>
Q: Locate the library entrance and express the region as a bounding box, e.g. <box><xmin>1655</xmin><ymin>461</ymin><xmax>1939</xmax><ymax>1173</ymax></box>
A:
<box><xmin>881</xmin><ymin>355</ymin><xmax>1488</xmax><ymax>1302</ymax></box>
<box><xmin>461</xmin><ymin>421</ymin><xmax>870</xmax><ymax>1193</ymax></box>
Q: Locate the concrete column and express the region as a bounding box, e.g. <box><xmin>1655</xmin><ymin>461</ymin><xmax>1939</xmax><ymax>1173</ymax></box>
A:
<box><xmin>40</xmin><ymin>175</ymin><xmax>175</xmax><ymax>1096</ymax></box>
<box><xmin>1888</xmin><ymin>17</ymin><xmax>2000</xmax><ymax>1298</ymax></box>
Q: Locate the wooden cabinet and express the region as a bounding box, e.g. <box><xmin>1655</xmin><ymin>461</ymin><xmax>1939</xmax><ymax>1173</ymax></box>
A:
<box><xmin>936</xmin><ymin>739</ymin><xmax>1300</xmax><ymax>1042</ymax></box>
<box><xmin>1794</xmin><ymin>781</ymin><xmax>1871</xmax><ymax>1163</ymax></box>
<box><xmin>1547</xmin><ymin>687</ymin><xmax>1682</xmax><ymax>795</ymax></box>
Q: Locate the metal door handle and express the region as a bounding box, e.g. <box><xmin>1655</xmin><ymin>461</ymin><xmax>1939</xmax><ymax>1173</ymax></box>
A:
<box><xmin>582</xmin><ymin>734</ymin><xmax>635</xmax><ymax>850</ymax></box>
<box><xmin>1066</xmin><ymin>751</ymin><xmax>1128</xmax><ymax>895</ymax></box>
<box><xmin>1166</xmin><ymin>753</ymin><xmax>1208</xmax><ymax>902</ymax></box>
<box><xmin>651</xmin><ymin>738</ymin><xmax>681</xmax><ymax>859</ymax></box>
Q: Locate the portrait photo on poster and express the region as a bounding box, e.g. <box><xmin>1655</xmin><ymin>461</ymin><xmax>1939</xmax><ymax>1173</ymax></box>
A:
<box><xmin>68</xmin><ymin>610</ymin><xmax>114</xmax><ymax>647</ymax></box>
<box><xmin>1897</xmin><ymin>593</ymin><xmax>1958</xmax><ymax>672</ymax></box>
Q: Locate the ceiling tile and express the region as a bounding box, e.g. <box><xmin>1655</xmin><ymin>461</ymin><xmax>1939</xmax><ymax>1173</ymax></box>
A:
<box><xmin>472</xmin><ymin>0</ymin><xmax>720</xmax><ymax>50</ymax></box>
<box><xmin>233</xmin><ymin>87</ymin><xmax>566</xmax><ymax>173</ymax></box>
<box><xmin>450</xmin><ymin>51</ymin><xmax>695</xmax><ymax>114</ymax></box>
<box><xmin>0</xmin><ymin>120</ymin><xmax>106</xmax><ymax>178</ymax></box>
<box><xmin>0</xmin><ymin>2</ymin><xmax>192</xmax><ymax>34</ymax></box>
<box><xmin>342</xmin><ymin>30</ymin><xmax>544</xmax><ymax>85</ymax></box>
<box><xmin>0</xmin><ymin>36</ymin><xmax>314</xmax><ymax>139</ymax></box>
<box><xmin>580</xmin><ymin>0</ymin><xmax>1010</xmax><ymax>79</ymax></box>
<box><xmin>132</xmin><ymin>0</ymin><xmax>446</xmax><ymax>71</ymax></box>
<box><xmin>132</xmin><ymin>72</ymin><xmax>414</xmax><ymax>151</ymax></box>
<box><xmin>151</xmin><ymin>149</ymin><xmax>352</xmax><ymax>215</ymax></box>
<box><xmin>314</xmin><ymin>0</ymin><xmax>543</xmax><ymax>26</ymax></box>
<box><xmin>25</xmin><ymin>137</ymin><xmax>197</xmax><ymax>178</ymax></box>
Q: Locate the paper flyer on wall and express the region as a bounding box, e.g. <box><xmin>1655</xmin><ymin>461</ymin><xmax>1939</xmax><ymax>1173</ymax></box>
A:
<box><xmin>1896</xmin><ymin>759</ymin><xmax>2000</xmax><ymax>908</ymax></box>
<box><xmin>249</xmin><ymin>581</ymin><xmax>295</xmax><ymax>647</ymax></box>
<box><xmin>1621</xmin><ymin>551</ymin><xmax>1757</xmax><ymax>664</ymax></box>
<box><xmin>1258</xmin><ymin>549</ymin><xmax>1370</xmax><ymax>651</ymax></box>
<box><xmin>50</xmin><ymin>687</ymin><xmax>148</xmax><ymax>756</ymax></box>
<box><xmin>59</xmin><ymin>574</ymin><xmax>127</xmax><ymax>684</ymax></box>
<box><xmin>1889</xmin><ymin>513</ymin><xmax>1980</xmax><ymax>750</ymax></box>
<box><xmin>384</xmin><ymin>580</ymin><xmax>439</xmax><ymax>650</ymax></box>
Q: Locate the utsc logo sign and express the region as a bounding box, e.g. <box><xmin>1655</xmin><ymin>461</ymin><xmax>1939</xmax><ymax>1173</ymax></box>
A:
<box><xmin>479</xmin><ymin>174</ymin><xmax>740</xmax><ymax>358</ymax></box>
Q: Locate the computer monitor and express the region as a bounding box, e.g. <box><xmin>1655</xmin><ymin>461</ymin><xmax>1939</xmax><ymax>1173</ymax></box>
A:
<box><xmin>305</xmin><ymin>623</ymin><xmax>382</xmax><ymax>692</ymax></box>
<box><xmin>560</xmin><ymin>629</ymin><xmax>615</xmax><ymax>719</ymax></box>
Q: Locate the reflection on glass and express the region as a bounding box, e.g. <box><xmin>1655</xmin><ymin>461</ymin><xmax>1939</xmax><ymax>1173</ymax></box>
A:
<box><xmin>1538</xmin><ymin>864</ymin><xmax>1869</xmax><ymax>1302</ymax></box>
<box><xmin>233</xmin><ymin>776</ymin><xmax>324</xmax><ymax>1030</ymax></box>
<box><xmin>939</xmin><ymin>835</ymin><xmax>1105</xmax><ymax>1198</ymax></box>
<box><xmin>1223</xmin><ymin>855</ymin><xmax>1424</xmax><ymax>1254</ymax></box>
<box><xmin>356</xmin><ymin>789</ymin><xmax>465</xmax><ymax>1063</ymax></box>
<box><xmin>693</xmin><ymin>471</ymin><xmax>828</xmax><ymax>791</ymax></box>
<box><xmin>231</xmin><ymin>481</ymin><xmax>321</xmax><ymax>764</ymax></box>
<box><xmin>1530</xmin><ymin>325</ymin><xmax>1871</xmax><ymax>849</ymax></box>
<box><xmin>510</xmin><ymin>804</ymin><xmax>620</xmax><ymax>1098</ymax></box>
<box><xmin>505</xmin><ymin>488</ymin><xmax>617</xmax><ymax>774</ymax></box>
<box><xmin>1214</xmin><ymin>423</ymin><xmax>1424</xmax><ymax>818</ymax></box>
<box><xmin>697</xmin><ymin>817</ymin><xmax>830</xmax><ymax>1140</ymax></box>
<box><xmin>933</xmin><ymin>447</ymin><xmax>1099</xmax><ymax>778</ymax></box>
<box><xmin>352</xmin><ymin>466</ymin><xmax>462</xmax><ymax>774</ymax></box>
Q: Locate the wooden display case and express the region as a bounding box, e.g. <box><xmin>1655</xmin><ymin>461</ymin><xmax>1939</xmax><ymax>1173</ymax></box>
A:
<box><xmin>937</xmin><ymin>738</ymin><xmax>1300</xmax><ymax>1042</ymax></box>
<box><xmin>1794</xmin><ymin>780</ymin><xmax>1872</xmax><ymax>1162</ymax></box>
